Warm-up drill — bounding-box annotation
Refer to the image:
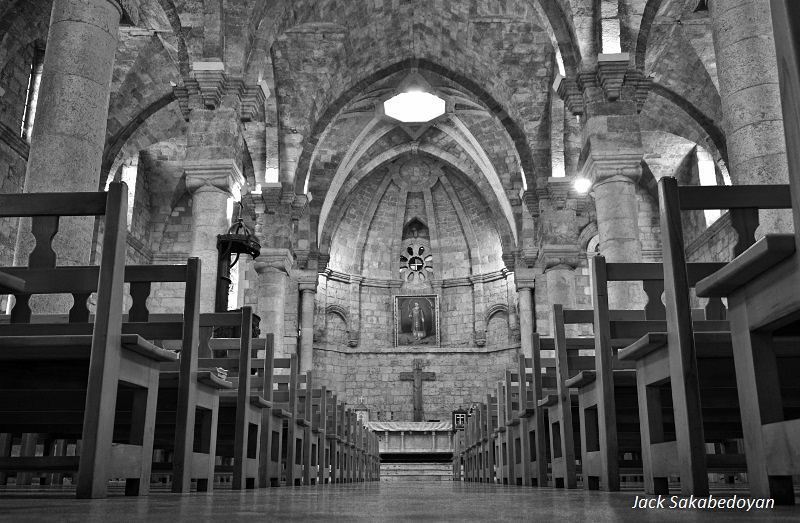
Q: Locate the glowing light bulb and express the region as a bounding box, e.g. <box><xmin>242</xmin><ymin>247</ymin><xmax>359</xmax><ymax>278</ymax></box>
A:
<box><xmin>574</xmin><ymin>177</ymin><xmax>592</xmax><ymax>194</ymax></box>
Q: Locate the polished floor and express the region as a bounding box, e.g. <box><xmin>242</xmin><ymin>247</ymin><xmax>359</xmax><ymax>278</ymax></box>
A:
<box><xmin>0</xmin><ymin>481</ymin><xmax>798</xmax><ymax>522</ymax></box>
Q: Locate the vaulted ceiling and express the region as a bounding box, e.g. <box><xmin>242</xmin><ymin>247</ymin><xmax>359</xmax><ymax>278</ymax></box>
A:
<box><xmin>0</xmin><ymin>0</ymin><xmax>725</xmax><ymax>265</ymax></box>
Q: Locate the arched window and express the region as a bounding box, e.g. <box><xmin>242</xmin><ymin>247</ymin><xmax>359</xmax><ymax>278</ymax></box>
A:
<box><xmin>696</xmin><ymin>146</ymin><xmax>731</xmax><ymax>226</ymax></box>
<box><xmin>20</xmin><ymin>46</ymin><xmax>44</xmax><ymax>142</ymax></box>
<box><xmin>600</xmin><ymin>1</ymin><xmax>622</xmax><ymax>54</ymax></box>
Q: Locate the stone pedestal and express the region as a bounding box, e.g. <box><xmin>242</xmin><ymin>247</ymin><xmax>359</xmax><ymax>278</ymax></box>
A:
<box><xmin>185</xmin><ymin>160</ymin><xmax>244</xmax><ymax>312</ymax></box>
<box><xmin>255</xmin><ymin>248</ymin><xmax>293</xmax><ymax>358</ymax></box>
<box><xmin>515</xmin><ymin>269</ymin><xmax>536</xmax><ymax>359</ymax></box>
<box><xmin>298</xmin><ymin>273</ymin><xmax>317</xmax><ymax>373</ymax></box>
<box><xmin>710</xmin><ymin>0</ymin><xmax>791</xmax><ymax>235</ymax></box>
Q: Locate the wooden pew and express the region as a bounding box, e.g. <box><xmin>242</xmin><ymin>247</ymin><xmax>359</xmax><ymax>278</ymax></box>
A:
<box><xmin>464</xmin><ymin>402</ymin><xmax>484</xmax><ymax>482</ymax></box>
<box><xmin>254</xmin><ymin>334</ymin><xmax>283</xmax><ymax>488</ymax></box>
<box><xmin>353</xmin><ymin>418</ymin><xmax>367</xmax><ymax>483</ymax></box>
<box><xmin>514</xmin><ymin>334</ymin><xmax>557</xmax><ymax>487</ymax></box>
<box><xmin>195</xmin><ymin>307</ymin><xmax>268</xmax><ymax>490</ymax></box>
<box><xmin>0</xmin><ymin>183</ymin><xmax>172</xmax><ymax>498</ymax></box>
<box><xmin>321</xmin><ymin>391</ymin><xmax>339</xmax><ymax>485</ymax></box>
<box><xmin>333</xmin><ymin>401</ymin><xmax>347</xmax><ymax>483</ymax></box>
<box><xmin>553</xmin><ymin>280</ymin><xmax>641</xmax><ymax>492</ymax></box>
<box><xmin>122</xmin><ymin>260</ymin><xmax>232</xmax><ymax>494</ymax></box>
<box><xmin>495</xmin><ymin>377</ymin><xmax>515</xmax><ymax>485</ymax></box>
<box><xmin>261</xmin><ymin>353</ymin><xmax>300</xmax><ymax>486</ymax></box>
<box><xmin>296</xmin><ymin>371</ymin><xmax>317</xmax><ymax>485</ymax></box>
<box><xmin>312</xmin><ymin>389</ymin><xmax>331</xmax><ymax>485</ymax></box>
<box><xmin>493</xmin><ymin>381</ymin><xmax>513</xmax><ymax>485</ymax></box>
<box><xmin>467</xmin><ymin>404</ymin><xmax>483</xmax><ymax>482</ymax></box>
<box><xmin>542</xmin><ymin>306</ymin><xmax>596</xmax><ymax>489</ymax></box>
<box><xmin>484</xmin><ymin>394</ymin><xmax>498</xmax><ymax>483</ymax></box>
<box><xmin>690</xmin><ymin>1</ymin><xmax>800</xmax><ymax>505</ymax></box>
<box><xmin>606</xmin><ymin>221</ymin><xmax>744</xmax><ymax>496</ymax></box>
<box><xmin>325</xmin><ymin>395</ymin><xmax>343</xmax><ymax>484</ymax></box>
<box><xmin>344</xmin><ymin>409</ymin><xmax>355</xmax><ymax>483</ymax></box>
<box><xmin>365</xmin><ymin>428</ymin><xmax>378</xmax><ymax>481</ymax></box>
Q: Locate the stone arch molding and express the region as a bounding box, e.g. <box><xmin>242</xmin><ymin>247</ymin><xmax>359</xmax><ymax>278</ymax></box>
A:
<box><xmin>325</xmin><ymin>304</ymin><xmax>349</xmax><ymax>324</ymax></box>
<box><xmin>318</xmin><ymin>137</ymin><xmax>518</xmax><ymax>249</ymax></box>
<box><xmin>485</xmin><ymin>303</ymin><xmax>510</xmax><ymax>324</ymax></box>
<box><xmin>318</xmin><ymin>145</ymin><xmax>517</xmax><ymax>266</ymax></box>
<box><xmin>324</xmin><ymin>304</ymin><xmax>352</xmax><ymax>345</ymax></box>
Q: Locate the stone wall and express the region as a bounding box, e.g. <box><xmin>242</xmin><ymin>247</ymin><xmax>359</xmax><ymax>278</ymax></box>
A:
<box><xmin>0</xmin><ymin>42</ymin><xmax>34</xmax><ymax>133</ymax></box>
<box><xmin>0</xmin><ymin>138</ymin><xmax>27</xmax><ymax>312</ymax></box>
<box><xmin>314</xmin><ymin>345</ymin><xmax>521</xmax><ymax>422</ymax></box>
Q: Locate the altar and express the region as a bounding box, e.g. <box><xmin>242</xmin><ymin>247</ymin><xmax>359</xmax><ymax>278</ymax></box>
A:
<box><xmin>366</xmin><ymin>421</ymin><xmax>454</xmax><ymax>455</ymax></box>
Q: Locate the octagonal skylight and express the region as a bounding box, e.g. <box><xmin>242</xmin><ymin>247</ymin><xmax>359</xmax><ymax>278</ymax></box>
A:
<box><xmin>383</xmin><ymin>91</ymin><xmax>446</xmax><ymax>123</ymax></box>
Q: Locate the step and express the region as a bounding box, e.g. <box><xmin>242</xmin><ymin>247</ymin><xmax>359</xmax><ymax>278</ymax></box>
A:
<box><xmin>380</xmin><ymin>463</ymin><xmax>453</xmax><ymax>481</ymax></box>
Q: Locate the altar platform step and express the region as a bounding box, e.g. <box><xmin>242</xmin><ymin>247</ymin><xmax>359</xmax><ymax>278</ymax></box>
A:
<box><xmin>380</xmin><ymin>463</ymin><xmax>453</xmax><ymax>481</ymax></box>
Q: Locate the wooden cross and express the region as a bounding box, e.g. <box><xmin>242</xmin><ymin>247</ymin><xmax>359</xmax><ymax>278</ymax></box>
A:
<box><xmin>399</xmin><ymin>359</ymin><xmax>436</xmax><ymax>422</ymax></box>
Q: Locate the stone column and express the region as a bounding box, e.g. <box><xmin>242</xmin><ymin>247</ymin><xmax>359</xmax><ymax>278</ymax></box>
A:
<box><xmin>255</xmin><ymin>248</ymin><xmax>293</xmax><ymax>358</ymax></box>
<box><xmin>469</xmin><ymin>275</ymin><xmax>487</xmax><ymax>346</ymax></box>
<box><xmin>15</xmin><ymin>0</ymin><xmax>124</xmax><ymax>310</ymax></box>
<box><xmin>558</xmin><ymin>54</ymin><xmax>649</xmax><ymax>309</ymax></box>
<box><xmin>590</xmin><ymin>170</ymin><xmax>643</xmax><ymax>309</ymax></box>
<box><xmin>515</xmin><ymin>269</ymin><xmax>536</xmax><ymax>359</ymax></box>
<box><xmin>536</xmin><ymin>178</ymin><xmax>587</xmax><ymax>326</ymax></box>
<box><xmin>544</xmin><ymin>261</ymin><xmax>579</xmax><ymax>338</ymax></box>
<box><xmin>347</xmin><ymin>275</ymin><xmax>363</xmax><ymax>347</ymax></box>
<box><xmin>24</xmin><ymin>0</ymin><xmax>122</xmax><ymax>197</ymax></box>
<box><xmin>545</xmin><ymin>264</ymin><xmax>576</xmax><ymax>310</ymax></box>
<box><xmin>505</xmin><ymin>272</ymin><xmax>519</xmax><ymax>339</ymax></box>
<box><xmin>298</xmin><ymin>273</ymin><xmax>317</xmax><ymax>373</ymax></box>
<box><xmin>709</xmin><ymin>0</ymin><xmax>790</xmax><ymax>234</ymax></box>
<box><xmin>185</xmin><ymin>161</ymin><xmax>244</xmax><ymax>312</ymax></box>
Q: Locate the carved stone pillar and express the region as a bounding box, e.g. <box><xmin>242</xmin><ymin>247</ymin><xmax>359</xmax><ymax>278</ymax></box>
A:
<box><xmin>536</xmin><ymin>178</ymin><xmax>588</xmax><ymax>331</ymax></box>
<box><xmin>543</xmin><ymin>256</ymin><xmax>580</xmax><ymax>338</ymax></box>
<box><xmin>298</xmin><ymin>272</ymin><xmax>317</xmax><ymax>373</ymax></box>
<box><xmin>504</xmin><ymin>270</ymin><xmax>519</xmax><ymax>340</ymax></box>
<box><xmin>589</xmin><ymin>168</ymin><xmax>643</xmax><ymax>310</ymax></box>
<box><xmin>185</xmin><ymin>161</ymin><xmax>244</xmax><ymax>312</ymax></box>
<box><xmin>255</xmin><ymin>248</ymin><xmax>293</xmax><ymax>357</ymax></box>
<box><xmin>348</xmin><ymin>275</ymin><xmax>363</xmax><ymax>347</ymax></box>
<box><xmin>469</xmin><ymin>274</ymin><xmax>487</xmax><ymax>346</ymax></box>
<box><xmin>709</xmin><ymin>0</ymin><xmax>791</xmax><ymax>234</ymax></box>
<box><xmin>15</xmin><ymin>0</ymin><xmax>127</xmax><ymax>315</ymax></box>
<box><xmin>558</xmin><ymin>54</ymin><xmax>648</xmax><ymax>309</ymax></box>
<box><xmin>515</xmin><ymin>269</ymin><xmax>537</xmax><ymax>360</ymax></box>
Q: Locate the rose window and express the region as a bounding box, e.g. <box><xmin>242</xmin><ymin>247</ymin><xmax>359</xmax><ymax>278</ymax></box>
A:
<box><xmin>400</xmin><ymin>245</ymin><xmax>433</xmax><ymax>283</ymax></box>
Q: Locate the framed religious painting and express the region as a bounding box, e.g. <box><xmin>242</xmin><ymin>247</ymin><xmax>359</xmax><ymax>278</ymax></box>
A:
<box><xmin>394</xmin><ymin>295</ymin><xmax>439</xmax><ymax>346</ymax></box>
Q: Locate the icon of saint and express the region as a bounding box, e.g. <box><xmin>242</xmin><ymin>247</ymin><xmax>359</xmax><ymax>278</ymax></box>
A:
<box><xmin>409</xmin><ymin>301</ymin><xmax>426</xmax><ymax>340</ymax></box>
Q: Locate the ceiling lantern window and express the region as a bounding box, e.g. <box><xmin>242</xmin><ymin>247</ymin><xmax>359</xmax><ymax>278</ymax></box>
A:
<box><xmin>383</xmin><ymin>91</ymin><xmax>446</xmax><ymax>123</ymax></box>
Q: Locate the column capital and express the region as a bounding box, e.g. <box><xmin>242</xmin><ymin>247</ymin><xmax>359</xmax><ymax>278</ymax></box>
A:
<box><xmin>581</xmin><ymin>152</ymin><xmax>642</xmax><ymax>186</ymax></box>
<box><xmin>514</xmin><ymin>268</ymin><xmax>537</xmax><ymax>291</ymax></box>
<box><xmin>254</xmin><ymin>247</ymin><xmax>294</xmax><ymax>275</ymax></box>
<box><xmin>538</xmin><ymin>245</ymin><xmax>582</xmax><ymax>271</ymax></box>
<box><xmin>297</xmin><ymin>270</ymin><xmax>318</xmax><ymax>293</ymax></box>
<box><xmin>555</xmin><ymin>53</ymin><xmax>651</xmax><ymax>115</ymax></box>
<box><xmin>175</xmin><ymin>67</ymin><xmax>268</xmax><ymax>121</ymax></box>
<box><xmin>185</xmin><ymin>159</ymin><xmax>245</xmax><ymax>197</ymax></box>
